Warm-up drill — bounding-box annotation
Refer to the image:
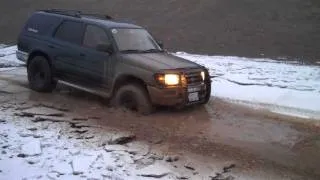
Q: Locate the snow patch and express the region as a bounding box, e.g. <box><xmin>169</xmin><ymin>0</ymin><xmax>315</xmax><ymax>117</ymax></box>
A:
<box><xmin>175</xmin><ymin>52</ymin><xmax>320</xmax><ymax>119</ymax></box>
<box><xmin>51</xmin><ymin>161</ymin><xmax>73</xmax><ymax>175</ymax></box>
<box><xmin>21</xmin><ymin>140</ymin><xmax>42</xmax><ymax>156</ymax></box>
<box><xmin>71</xmin><ymin>155</ymin><xmax>97</xmax><ymax>175</ymax></box>
<box><xmin>0</xmin><ymin>46</ymin><xmax>23</xmax><ymax>68</ymax></box>
<box><xmin>137</xmin><ymin>163</ymin><xmax>171</xmax><ymax>178</ymax></box>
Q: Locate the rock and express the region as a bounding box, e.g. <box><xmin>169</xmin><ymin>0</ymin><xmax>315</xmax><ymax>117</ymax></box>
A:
<box><xmin>210</xmin><ymin>174</ymin><xmax>235</xmax><ymax>180</ymax></box>
<box><xmin>14</xmin><ymin>112</ymin><xmax>34</xmax><ymax>117</ymax></box>
<box><xmin>70</xmin><ymin>130</ymin><xmax>88</xmax><ymax>134</ymax></box>
<box><xmin>104</xmin><ymin>145</ymin><xmax>128</xmax><ymax>152</ymax></box>
<box><xmin>72</xmin><ymin>155</ymin><xmax>96</xmax><ymax>175</ymax></box>
<box><xmin>137</xmin><ymin>163</ymin><xmax>171</xmax><ymax>178</ymax></box>
<box><xmin>26</xmin><ymin>157</ymin><xmax>40</xmax><ymax>165</ymax></box>
<box><xmin>33</xmin><ymin>134</ymin><xmax>44</xmax><ymax>138</ymax></box>
<box><xmin>52</xmin><ymin>162</ymin><xmax>73</xmax><ymax>175</ymax></box>
<box><xmin>1</xmin><ymin>150</ymin><xmax>6</xmax><ymax>154</ymax></box>
<box><xmin>69</xmin><ymin>122</ymin><xmax>90</xmax><ymax>129</ymax></box>
<box><xmin>106</xmin><ymin>165</ymin><xmax>114</xmax><ymax>171</ymax></box>
<box><xmin>225</xmin><ymin>176</ymin><xmax>235</xmax><ymax>180</ymax></box>
<box><xmin>127</xmin><ymin>142</ymin><xmax>150</xmax><ymax>156</ymax></box>
<box><xmin>37</xmin><ymin>103</ymin><xmax>70</xmax><ymax>112</ymax></box>
<box><xmin>0</xmin><ymin>119</ymin><xmax>6</xmax><ymax>123</ymax></box>
<box><xmin>33</xmin><ymin>116</ymin><xmax>70</xmax><ymax>123</ymax></box>
<box><xmin>72</xmin><ymin>117</ymin><xmax>88</xmax><ymax>121</ymax></box>
<box><xmin>89</xmin><ymin>116</ymin><xmax>101</xmax><ymax>120</ymax></box>
<box><xmin>165</xmin><ymin>155</ymin><xmax>179</xmax><ymax>162</ymax></box>
<box><xmin>17</xmin><ymin>153</ymin><xmax>27</xmax><ymax>158</ymax></box>
<box><xmin>0</xmin><ymin>132</ymin><xmax>8</xmax><ymax>137</ymax></box>
<box><xmin>177</xmin><ymin>175</ymin><xmax>190</xmax><ymax>179</ymax></box>
<box><xmin>85</xmin><ymin>135</ymin><xmax>94</xmax><ymax>139</ymax></box>
<box><xmin>27</xmin><ymin>127</ymin><xmax>37</xmax><ymax>131</ymax></box>
<box><xmin>69</xmin><ymin>149</ymin><xmax>81</xmax><ymax>156</ymax></box>
<box><xmin>109</xmin><ymin>133</ymin><xmax>136</xmax><ymax>145</ymax></box>
<box><xmin>21</xmin><ymin>140</ymin><xmax>42</xmax><ymax>156</ymax></box>
<box><xmin>149</xmin><ymin>153</ymin><xmax>164</xmax><ymax>161</ymax></box>
<box><xmin>223</xmin><ymin>164</ymin><xmax>236</xmax><ymax>173</ymax></box>
<box><xmin>152</xmin><ymin>138</ymin><xmax>163</xmax><ymax>144</ymax></box>
<box><xmin>2</xmin><ymin>145</ymin><xmax>9</xmax><ymax>149</ymax></box>
<box><xmin>184</xmin><ymin>163</ymin><xmax>195</xmax><ymax>171</ymax></box>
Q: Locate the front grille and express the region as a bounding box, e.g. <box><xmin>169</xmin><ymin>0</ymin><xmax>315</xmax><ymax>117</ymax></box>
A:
<box><xmin>185</xmin><ymin>71</ymin><xmax>203</xmax><ymax>85</ymax></box>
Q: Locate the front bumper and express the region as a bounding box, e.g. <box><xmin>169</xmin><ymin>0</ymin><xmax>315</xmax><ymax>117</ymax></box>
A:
<box><xmin>147</xmin><ymin>82</ymin><xmax>211</xmax><ymax>106</ymax></box>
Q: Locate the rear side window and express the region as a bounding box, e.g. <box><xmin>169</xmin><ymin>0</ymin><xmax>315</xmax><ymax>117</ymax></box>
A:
<box><xmin>54</xmin><ymin>21</ymin><xmax>84</xmax><ymax>44</ymax></box>
<box><xmin>83</xmin><ymin>25</ymin><xmax>110</xmax><ymax>48</ymax></box>
<box><xmin>25</xmin><ymin>13</ymin><xmax>61</xmax><ymax>35</ymax></box>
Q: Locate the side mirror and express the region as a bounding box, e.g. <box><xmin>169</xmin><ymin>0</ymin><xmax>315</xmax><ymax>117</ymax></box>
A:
<box><xmin>157</xmin><ymin>41</ymin><xmax>164</xmax><ymax>49</ymax></box>
<box><xmin>96</xmin><ymin>43</ymin><xmax>113</xmax><ymax>54</ymax></box>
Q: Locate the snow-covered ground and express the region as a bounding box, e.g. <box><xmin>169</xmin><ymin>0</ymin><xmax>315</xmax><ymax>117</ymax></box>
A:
<box><xmin>0</xmin><ymin>45</ymin><xmax>319</xmax><ymax>119</ymax></box>
<box><xmin>0</xmin><ymin>45</ymin><xmax>24</xmax><ymax>69</ymax></box>
<box><xmin>175</xmin><ymin>52</ymin><xmax>320</xmax><ymax>119</ymax></box>
<box><xmin>0</xmin><ymin>105</ymin><xmax>185</xmax><ymax>180</ymax></box>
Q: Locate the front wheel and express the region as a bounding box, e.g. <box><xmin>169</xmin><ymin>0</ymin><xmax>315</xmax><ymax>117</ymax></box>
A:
<box><xmin>201</xmin><ymin>82</ymin><xmax>211</xmax><ymax>104</ymax></box>
<box><xmin>27</xmin><ymin>56</ymin><xmax>57</xmax><ymax>92</ymax></box>
<box><xmin>111</xmin><ymin>83</ymin><xmax>154</xmax><ymax>115</ymax></box>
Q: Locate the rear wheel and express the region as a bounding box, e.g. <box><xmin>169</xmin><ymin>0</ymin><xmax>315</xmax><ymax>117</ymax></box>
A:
<box><xmin>111</xmin><ymin>83</ymin><xmax>154</xmax><ymax>115</ymax></box>
<box><xmin>27</xmin><ymin>56</ymin><xmax>57</xmax><ymax>92</ymax></box>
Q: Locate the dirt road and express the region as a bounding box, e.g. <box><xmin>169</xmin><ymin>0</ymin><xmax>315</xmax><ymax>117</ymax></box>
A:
<box><xmin>1</xmin><ymin>68</ymin><xmax>319</xmax><ymax>179</ymax></box>
<box><xmin>0</xmin><ymin>0</ymin><xmax>320</xmax><ymax>62</ymax></box>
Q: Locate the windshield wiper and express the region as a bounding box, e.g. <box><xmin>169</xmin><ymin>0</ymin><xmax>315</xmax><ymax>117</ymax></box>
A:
<box><xmin>121</xmin><ymin>49</ymin><xmax>144</xmax><ymax>53</ymax></box>
<box><xmin>142</xmin><ymin>49</ymin><xmax>163</xmax><ymax>53</ymax></box>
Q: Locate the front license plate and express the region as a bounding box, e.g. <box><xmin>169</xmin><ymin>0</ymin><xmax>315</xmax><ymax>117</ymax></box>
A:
<box><xmin>188</xmin><ymin>92</ymin><xmax>199</xmax><ymax>102</ymax></box>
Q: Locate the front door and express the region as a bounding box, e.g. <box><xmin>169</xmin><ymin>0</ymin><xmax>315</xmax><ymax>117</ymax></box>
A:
<box><xmin>77</xmin><ymin>24</ymin><xmax>112</xmax><ymax>87</ymax></box>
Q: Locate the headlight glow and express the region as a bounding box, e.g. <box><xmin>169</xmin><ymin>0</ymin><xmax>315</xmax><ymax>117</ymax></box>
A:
<box><xmin>164</xmin><ymin>74</ymin><xmax>180</xmax><ymax>85</ymax></box>
<box><xmin>201</xmin><ymin>71</ymin><xmax>205</xmax><ymax>81</ymax></box>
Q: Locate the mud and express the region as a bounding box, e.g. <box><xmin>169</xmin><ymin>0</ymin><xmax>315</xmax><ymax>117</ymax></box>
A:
<box><xmin>1</xmin><ymin>68</ymin><xmax>320</xmax><ymax>179</ymax></box>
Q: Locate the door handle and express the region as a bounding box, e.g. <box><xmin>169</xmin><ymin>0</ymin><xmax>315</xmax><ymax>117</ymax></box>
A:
<box><xmin>80</xmin><ymin>53</ymin><xmax>86</xmax><ymax>57</ymax></box>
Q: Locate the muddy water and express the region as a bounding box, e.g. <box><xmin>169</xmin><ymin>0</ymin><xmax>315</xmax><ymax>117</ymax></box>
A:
<box><xmin>1</xmin><ymin>68</ymin><xmax>320</xmax><ymax>179</ymax></box>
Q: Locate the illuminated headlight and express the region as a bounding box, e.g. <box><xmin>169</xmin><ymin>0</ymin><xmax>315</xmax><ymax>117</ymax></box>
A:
<box><xmin>164</xmin><ymin>74</ymin><xmax>180</xmax><ymax>85</ymax></box>
<box><xmin>201</xmin><ymin>71</ymin><xmax>205</xmax><ymax>81</ymax></box>
<box><xmin>155</xmin><ymin>74</ymin><xmax>180</xmax><ymax>86</ymax></box>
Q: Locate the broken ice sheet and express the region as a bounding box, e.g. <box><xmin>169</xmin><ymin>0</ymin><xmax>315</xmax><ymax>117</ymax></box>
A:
<box><xmin>71</xmin><ymin>155</ymin><xmax>97</xmax><ymax>175</ymax></box>
<box><xmin>21</xmin><ymin>139</ymin><xmax>42</xmax><ymax>156</ymax></box>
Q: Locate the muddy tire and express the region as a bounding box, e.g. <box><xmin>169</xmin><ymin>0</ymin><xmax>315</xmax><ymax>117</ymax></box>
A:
<box><xmin>202</xmin><ymin>82</ymin><xmax>211</xmax><ymax>104</ymax></box>
<box><xmin>27</xmin><ymin>56</ymin><xmax>57</xmax><ymax>92</ymax></box>
<box><xmin>111</xmin><ymin>83</ymin><xmax>154</xmax><ymax>115</ymax></box>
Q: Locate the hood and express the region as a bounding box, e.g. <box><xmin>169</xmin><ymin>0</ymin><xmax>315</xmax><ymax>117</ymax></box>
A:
<box><xmin>120</xmin><ymin>53</ymin><xmax>201</xmax><ymax>71</ymax></box>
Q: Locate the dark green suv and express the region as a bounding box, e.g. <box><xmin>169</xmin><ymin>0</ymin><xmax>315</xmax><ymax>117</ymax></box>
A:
<box><xmin>16</xmin><ymin>9</ymin><xmax>211</xmax><ymax>114</ymax></box>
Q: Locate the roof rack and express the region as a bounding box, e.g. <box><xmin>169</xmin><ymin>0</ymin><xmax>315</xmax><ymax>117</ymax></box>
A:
<box><xmin>40</xmin><ymin>9</ymin><xmax>112</xmax><ymax>20</ymax></box>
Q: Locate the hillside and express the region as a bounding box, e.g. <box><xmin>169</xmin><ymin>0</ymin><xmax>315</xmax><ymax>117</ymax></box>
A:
<box><xmin>0</xmin><ymin>0</ymin><xmax>319</xmax><ymax>62</ymax></box>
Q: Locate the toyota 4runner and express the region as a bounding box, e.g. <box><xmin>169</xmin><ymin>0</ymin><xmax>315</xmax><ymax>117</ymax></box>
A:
<box><xmin>16</xmin><ymin>9</ymin><xmax>211</xmax><ymax>114</ymax></box>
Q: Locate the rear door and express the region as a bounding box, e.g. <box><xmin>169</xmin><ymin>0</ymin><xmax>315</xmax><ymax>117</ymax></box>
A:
<box><xmin>50</xmin><ymin>20</ymin><xmax>85</xmax><ymax>81</ymax></box>
<box><xmin>79</xmin><ymin>24</ymin><xmax>112</xmax><ymax>87</ymax></box>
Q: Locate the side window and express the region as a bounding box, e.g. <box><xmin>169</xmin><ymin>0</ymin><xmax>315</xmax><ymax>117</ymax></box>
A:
<box><xmin>54</xmin><ymin>21</ymin><xmax>83</xmax><ymax>44</ymax></box>
<box><xmin>25</xmin><ymin>13</ymin><xmax>61</xmax><ymax>35</ymax></box>
<box><xmin>83</xmin><ymin>25</ymin><xmax>110</xmax><ymax>49</ymax></box>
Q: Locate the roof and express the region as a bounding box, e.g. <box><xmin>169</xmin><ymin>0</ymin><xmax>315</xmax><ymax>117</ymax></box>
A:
<box><xmin>36</xmin><ymin>10</ymin><xmax>142</xmax><ymax>29</ymax></box>
<box><xmin>81</xmin><ymin>17</ymin><xmax>142</xmax><ymax>29</ymax></box>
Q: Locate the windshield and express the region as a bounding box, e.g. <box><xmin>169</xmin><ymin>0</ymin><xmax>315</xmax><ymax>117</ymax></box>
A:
<box><xmin>111</xmin><ymin>28</ymin><xmax>162</xmax><ymax>52</ymax></box>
